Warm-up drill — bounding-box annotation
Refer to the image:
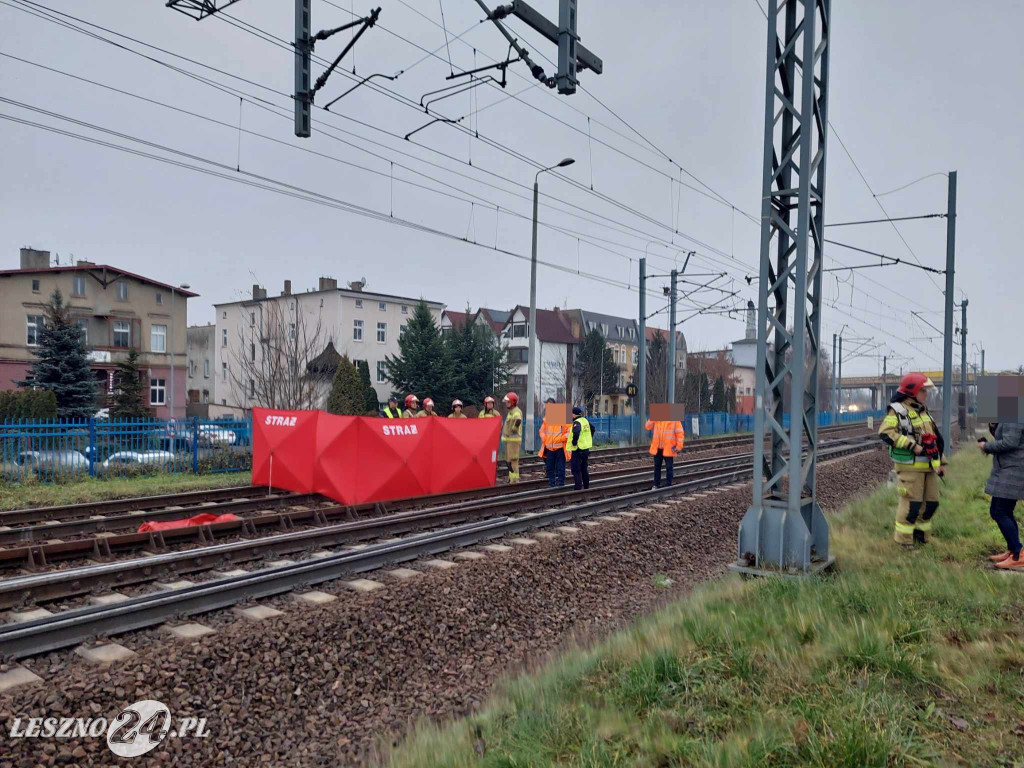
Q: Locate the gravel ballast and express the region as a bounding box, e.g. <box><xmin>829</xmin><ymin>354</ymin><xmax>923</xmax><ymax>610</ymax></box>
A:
<box><xmin>0</xmin><ymin>448</ymin><xmax>891</xmax><ymax>767</ymax></box>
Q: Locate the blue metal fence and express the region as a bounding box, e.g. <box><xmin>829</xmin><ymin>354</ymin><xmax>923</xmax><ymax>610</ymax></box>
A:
<box><xmin>0</xmin><ymin>417</ymin><xmax>251</xmax><ymax>483</ymax></box>
<box><xmin>1</xmin><ymin>409</ymin><xmax>884</xmax><ymax>483</ymax></box>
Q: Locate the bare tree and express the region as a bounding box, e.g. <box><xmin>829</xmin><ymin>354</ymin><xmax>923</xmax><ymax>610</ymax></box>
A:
<box><xmin>229</xmin><ymin>298</ymin><xmax>327</xmax><ymax>411</ymax></box>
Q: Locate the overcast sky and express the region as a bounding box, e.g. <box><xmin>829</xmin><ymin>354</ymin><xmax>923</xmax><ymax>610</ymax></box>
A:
<box><xmin>2</xmin><ymin>0</ymin><xmax>1020</xmax><ymax>376</ymax></box>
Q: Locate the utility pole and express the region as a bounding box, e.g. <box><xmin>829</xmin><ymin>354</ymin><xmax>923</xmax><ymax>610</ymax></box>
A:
<box><xmin>832</xmin><ymin>333</ymin><xmax>837</xmax><ymax>421</ymax></box>
<box><xmin>525</xmin><ymin>158</ymin><xmax>575</xmax><ymax>453</ymax></box>
<box><xmin>734</xmin><ymin>0</ymin><xmax>832</xmax><ymax>575</ymax></box>
<box><xmin>838</xmin><ymin>334</ymin><xmax>843</xmax><ymax>416</ymax></box>
<box><xmin>882</xmin><ymin>355</ymin><xmax>887</xmax><ymax>407</ymax></box>
<box><xmin>294</xmin><ymin>0</ymin><xmax>311</xmax><ymax>137</ymax></box>
<box><xmin>942</xmin><ymin>171</ymin><xmax>957</xmax><ymax>438</ymax></box>
<box><xmin>666</xmin><ymin>268</ymin><xmax>678</xmax><ymax>404</ymax></box>
<box><xmin>637</xmin><ymin>257</ymin><xmax>647</xmax><ymax>443</ymax></box>
<box><xmin>959</xmin><ymin>298</ymin><xmax>968</xmax><ymax>436</ymax></box>
<box><xmin>981</xmin><ymin>347</ymin><xmax>985</xmax><ymax>376</ymax></box>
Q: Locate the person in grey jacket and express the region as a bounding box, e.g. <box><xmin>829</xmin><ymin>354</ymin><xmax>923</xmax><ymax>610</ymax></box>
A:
<box><xmin>980</xmin><ymin>422</ymin><xmax>1024</xmax><ymax>569</ymax></box>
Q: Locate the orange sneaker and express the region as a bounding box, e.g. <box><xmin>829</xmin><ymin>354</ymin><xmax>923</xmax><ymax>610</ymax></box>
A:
<box><xmin>989</xmin><ymin>551</ymin><xmax>1013</xmax><ymax>562</ymax></box>
<box><xmin>995</xmin><ymin>552</ymin><xmax>1024</xmax><ymax>570</ymax></box>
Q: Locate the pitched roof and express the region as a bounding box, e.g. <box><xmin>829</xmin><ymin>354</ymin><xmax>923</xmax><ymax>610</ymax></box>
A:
<box><xmin>0</xmin><ymin>264</ymin><xmax>200</xmax><ymax>297</ymax></box>
<box><xmin>442</xmin><ymin>310</ymin><xmax>469</xmax><ymax>330</ymax></box>
<box><xmin>571</xmin><ymin>310</ymin><xmax>638</xmax><ymax>343</ymax></box>
<box><xmin>306</xmin><ymin>341</ymin><xmax>343</xmax><ymax>375</ymax></box>
<box><xmin>506</xmin><ymin>306</ymin><xmax>578</xmax><ymax>344</ymax></box>
<box><xmin>476</xmin><ymin>307</ymin><xmax>510</xmax><ymax>333</ymax></box>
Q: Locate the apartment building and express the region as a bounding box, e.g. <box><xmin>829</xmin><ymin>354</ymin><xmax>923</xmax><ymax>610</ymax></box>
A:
<box><xmin>214</xmin><ymin>277</ymin><xmax>444</xmax><ymax>412</ymax></box>
<box><xmin>185</xmin><ymin>323</ymin><xmax>216</xmax><ymax>417</ymax></box>
<box><xmin>0</xmin><ymin>247</ymin><xmax>195</xmax><ymax>418</ymax></box>
<box><xmin>565</xmin><ymin>310</ymin><xmax>640</xmax><ymax>417</ymax></box>
<box><xmin>500</xmin><ymin>306</ymin><xmax>577</xmax><ymax>411</ymax></box>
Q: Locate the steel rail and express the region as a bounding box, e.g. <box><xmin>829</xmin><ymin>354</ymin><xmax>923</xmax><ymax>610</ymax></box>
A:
<box><xmin>0</xmin><ymin>436</ymin><xmax>873</xmax><ymax>562</ymax></box>
<box><xmin>0</xmin><ymin>440</ymin><xmax>876</xmax><ymax>613</ymax></box>
<box><xmin>0</xmin><ymin>439</ymin><xmax>878</xmax><ymax>659</ymax></box>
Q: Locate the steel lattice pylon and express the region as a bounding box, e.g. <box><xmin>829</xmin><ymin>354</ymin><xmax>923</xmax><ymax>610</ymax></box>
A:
<box><xmin>733</xmin><ymin>0</ymin><xmax>832</xmax><ymax>575</ymax></box>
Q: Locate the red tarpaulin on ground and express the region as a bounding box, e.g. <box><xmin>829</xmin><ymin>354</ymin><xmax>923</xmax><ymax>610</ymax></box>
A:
<box><xmin>252</xmin><ymin>409</ymin><xmax>500</xmax><ymax>505</ymax></box>
<box><xmin>138</xmin><ymin>512</ymin><xmax>241</xmax><ymax>533</ymax></box>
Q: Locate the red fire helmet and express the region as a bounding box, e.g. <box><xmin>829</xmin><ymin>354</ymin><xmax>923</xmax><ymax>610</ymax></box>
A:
<box><xmin>897</xmin><ymin>372</ymin><xmax>934</xmax><ymax>399</ymax></box>
<box><xmin>503</xmin><ymin>392</ymin><xmax>519</xmax><ymax>407</ymax></box>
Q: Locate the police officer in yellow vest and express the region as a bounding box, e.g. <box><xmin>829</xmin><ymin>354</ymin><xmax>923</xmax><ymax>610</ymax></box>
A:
<box><xmin>381</xmin><ymin>396</ymin><xmax>402</xmax><ymax>419</ymax></box>
<box><xmin>878</xmin><ymin>372</ymin><xmax>947</xmax><ymax>546</ymax></box>
<box><xmin>501</xmin><ymin>392</ymin><xmax>523</xmax><ymax>483</ymax></box>
<box><xmin>569</xmin><ymin>406</ymin><xmax>592</xmax><ymax>489</ymax></box>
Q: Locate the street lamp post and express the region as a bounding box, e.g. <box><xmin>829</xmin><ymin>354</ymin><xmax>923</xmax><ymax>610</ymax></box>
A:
<box><xmin>169</xmin><ymin>283</ymin><xmax>190</xmax><ymax>421</ymax></box>
<box><xmin>525</xmin><ymin>157</ymin><xmax>574</xmax><ymax>453</ymax></box>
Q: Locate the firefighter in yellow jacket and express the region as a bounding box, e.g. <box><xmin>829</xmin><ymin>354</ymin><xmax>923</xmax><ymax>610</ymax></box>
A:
<box><xmin>645</xmin><ymin>416</ymin><xmax>685</xmax><ymax>488</ymax></box>
<box><xmin>878</xmin><ymin>372</ymin><xmax>947</xmax><ymax>546</ymax></box>
<box><xmin>501</xmin><ymin>392</ymin><xmax>523</xmax><ymax>483</ymax></box>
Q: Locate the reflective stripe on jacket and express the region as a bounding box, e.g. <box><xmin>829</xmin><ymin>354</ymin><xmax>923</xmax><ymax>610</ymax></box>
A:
<box><xmin>502</xmin><ymin>407</ymin><xmax>523</xmax><ymax>442</ymax></box>
<box><xmin>537</xmin><ymin>419</ymin><xmax>570</xmax><ymax>457</ymax></box>
<box><xmin>645</xmin><ymin>419</ymin><xmax>685</xmax><ymax>457</ymax></box>
<box><xmin>878</xmin><ymin>398</ymin><xmax>942</xmax><ymax>471</ymax></box>
<box><xmin>383</xmin><ymin>406</ymin><xmax>401</xmax><ymax>419</ymax></box>
<box><xmin>572</xmin><ymin>416</ymin><xmax>593</xmax><ymax>451</ymax></box>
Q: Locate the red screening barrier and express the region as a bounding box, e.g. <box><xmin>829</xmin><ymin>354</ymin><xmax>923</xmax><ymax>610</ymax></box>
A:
<box><xmin>251</xmin><ymin>409</ymin><xmax>501</xmax><ymax>505</ymax></box>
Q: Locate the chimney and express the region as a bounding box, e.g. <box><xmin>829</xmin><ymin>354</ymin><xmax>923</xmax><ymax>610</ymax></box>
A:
<box><xmin>319</xmin><ymin>277</ymin><xmax>338</xmax><ymax>291</ymax></box>
<box><xmin>282</xmin><ymin>279</ymin><xmax>292</xmax><ymax>296</ymax></box>
<box><xmin>346</xmin><ymin>278</ymin><xmax>363</xmax><ymax>292</ymax></box>
<box><xmin>252</xmin><ymin>284</ymin><xmax>267</xmax><ymax>300</ymax></box>
<box><xmin>745</xmin><ymin>300</ymin><xmax>756</xmax><ymax>340</ymax></box>
<box><xmin>19</xmin><ymin>247</ymin><xmax>50</xmax><ymax>270</ymax></box>
<box><xmin>76</xmin><ymin>259</ymin><xmax>95</xmax><ymax>267</ymax></box>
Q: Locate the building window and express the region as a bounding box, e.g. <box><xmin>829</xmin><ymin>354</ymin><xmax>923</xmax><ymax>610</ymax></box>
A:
<box><xmin>151</xmin><ymin>324</ymin><xmax>167</xmax><ymax>353</ymax></box>
<box><xmin>150</xmin><ymin>378</ymin><xmax>166</xmax><ymax>405</ymax></box>
<box><xmin>31</xmin><ymin>279</ymin><xmax>40</xmax><ymax>293</ymax></box>
<box><xmin>248</xmin><ymin>379</ymin><xmax>255</xmax><ymax>398</ymax></box>
<box><xmin>222</xmin><ymin>311</ymin><xmax>227</xmax><ymax>319</ymax></box>
<box><xmin>376</xmin><ymin>360</ymin><xmax>386</xmax><ymax>383</ymax></box>
<box><xmin>399</xmin><ymin>324</ymin><xmax>407</xmax><ymax>339</ymax></box>
<box><xmin>113</xmin><ymin>320</ymin><xmax>130</xmax><ymax>348</ymax></box>
<box><xmin>222</xmin><ymin>329</ymin><xmax>227</xmax><ymax>347</ymax></box>
<box><xmin>250</xmin><ymin>342</ymin><xmax>256</xmax><ymax>361</ymax></box>
<box><xmin>26</xmin><ymin>315</ymin><xmax>44</xmax><ymax>346</ymax></box>
<box><xmin>631</xmin><ymin>348</ymin><xmax>638</xmax><ymax>366</ymax></box>
<box><xmin>72</xmin><ymin>276</ymin><xmax>86</xmax><ymax>297</ymax></box>
<box><xmin>156</xmin><ymin>292</ymin><xmax>163</xmax><ymax>305</ymax></box>
<box><xmin>401</xmin><ymin>304</ymin><xmax>408</xmax><ymax>314</ymax></box>
<box><xmin>249</xmin><ymin>312</ymin><xmax>255</xmax><ymax>326</ymax></box>
<box><xmin>201</xmin><ymin>389</ymin><xmax>209</xmax><ymax>404</ymax></box>
<box><xmin>512</xmin><ymin>322</ymin><xmax>527</xmax><ymax>338</ymax></box>
<box><xmin>288</xmin><ymin>323</ymin><xmax>296</xmax><ymax>340</ymax></box>
<box><xmin>377</xmin><ymin>322</ymin><xmax>387</xmax><ymax>343</ymax></box>
<box><xmin>222</xmin><ymin>362</ymin><xmax>227</xmax><ymax>381</ymax></box>
<box><xmin>116</xmin><ymin>281</ymin><xmax>128</xmax><ymax>301</ymax></box>
<box><xmin>378</xmin><ymin>302</ymin><xmax>387</xmax><ymax>311</ymax></box>
<box><xmin>203</xmin><ymin>359</ymin><xmax>210</xmax><ymax>378</ymax></box>
<box><xmin>76</xmin><ymin>318</ymin><xmax>89</xmax><ymax>346</ymax></box>
<box><xmin>510</xmin><ymin>348</ymin><xmax>528</xmax><ymax>363</ymax></box>
<box><xmin>353</xmin><ymin>319</ymin><xmax>363</xmax><ymax>341</ymax></box>
<box><xmin>355</xmin><ymin>299</ymin><xmax>363</xmax><ymax>309</ymax></box>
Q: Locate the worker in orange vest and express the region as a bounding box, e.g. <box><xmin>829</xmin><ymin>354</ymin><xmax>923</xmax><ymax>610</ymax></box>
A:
<box><xmin>646</xmin><ymin>415</ymin><xmax>685</xmax><ymax>488</ymax></box>
<box><xmin>537</xmin><ymin>399</ymin><xmax>570</xmax><ymax>487</ymax></box>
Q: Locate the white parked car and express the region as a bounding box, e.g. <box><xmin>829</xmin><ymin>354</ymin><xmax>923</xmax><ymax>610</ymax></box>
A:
<box><xmin>198</xmin><ymin>425</ymin><xmax>237</xmax><ymax>446</ymax></box>
<box><xmin>17</xmin><ymin>450</ymin><xmax>90</xmax><ymax>473</ymax></box>
<box><xmin>102</xmin><ymin>451</ymin><xmax>177</xmax><ymax>469</ymax></box>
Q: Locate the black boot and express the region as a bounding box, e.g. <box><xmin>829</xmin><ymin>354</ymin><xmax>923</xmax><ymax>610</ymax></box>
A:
<box><xmin>913</xmin><ymin>529</ymin><xmax>927</xmax><ymax>545</ymax></box>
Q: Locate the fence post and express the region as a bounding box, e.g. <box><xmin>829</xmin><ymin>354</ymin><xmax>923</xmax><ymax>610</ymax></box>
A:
<box><xmin>88</xmin><ymin>418</ymin><xmax>96</xmax><ymax>477</ymax></box>
<box><xmin>191</xmin><ymin>417</ymin><xmax>199</xmax><ymax>474</ymax></box>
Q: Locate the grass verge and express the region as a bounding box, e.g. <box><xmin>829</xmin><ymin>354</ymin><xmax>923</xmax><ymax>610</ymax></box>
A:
<box><xmin>382</xmin><ymin>448</ymin><xmax>1024</xmax><ymax>768</ymax></box>
<box><xmin>0</xmin><ymin>471</ymin><xmax>253</xmax><ymax>511</ymax></box>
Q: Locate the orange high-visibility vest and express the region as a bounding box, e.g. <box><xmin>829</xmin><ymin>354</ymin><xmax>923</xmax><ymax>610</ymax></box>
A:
<box><xmin>645</xmin><ymin>419</ymin><xmax>685</xmax><ymax>457</ymax></box>
<box><xmin>537</xmin><ymin>419</ymin><xmax>570</xmax><ymax>458</ymax></box>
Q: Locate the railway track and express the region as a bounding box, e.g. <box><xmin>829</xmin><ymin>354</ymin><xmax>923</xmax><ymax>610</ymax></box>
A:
<box><xmin>502</xmin><ymin>422</ymin><xmax>870</xmax><ymax>478</ymax></box>
<box><xmin>0</xmin><ymin>437</ymin><xmax>879</xmax><ymax>658</ymax></box>
<box><xmin>0</xmin><ymin>431</ymin><xmax>875</xmax><ymax>567</ymax></box>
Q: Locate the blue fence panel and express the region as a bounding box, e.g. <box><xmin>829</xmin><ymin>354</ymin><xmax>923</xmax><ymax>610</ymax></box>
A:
<box><xmin>0</xmin><ymin>416</ymin><xmax>254</xmax><ymax>484</ymax></box>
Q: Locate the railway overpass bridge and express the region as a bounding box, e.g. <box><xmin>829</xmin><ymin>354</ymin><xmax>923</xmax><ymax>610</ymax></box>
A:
<box><xmin>838</xmin><ymin>370</ymin><xmax>978</xmax><ymax>411</ymax></box>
